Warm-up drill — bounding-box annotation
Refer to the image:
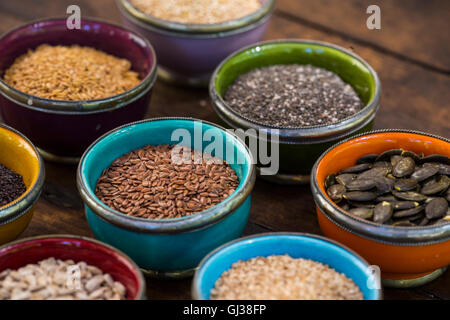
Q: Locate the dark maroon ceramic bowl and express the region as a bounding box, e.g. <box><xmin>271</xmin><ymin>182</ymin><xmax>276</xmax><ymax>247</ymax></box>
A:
<box><xmin>0</xmin><ymin>18</ymin><xmax>157</xmax><ymax>163</ymax></box>
<box><xmin>0</xmin><ymin>235</ymin><xmax>146</xmax><ymax>299</ymax></box>
<box><xmin>117</xmin><ymin>0</ymin><xmax>274</xmax><ymax>87</ymax></box>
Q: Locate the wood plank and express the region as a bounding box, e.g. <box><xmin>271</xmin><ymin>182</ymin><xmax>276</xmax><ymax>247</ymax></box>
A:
<box><xmin>276</xmin><ymin>0</ymin><xmax>450</xmax><ymax>72</ymax></box>
<box><xmin>0</xmin><ymin>0</ymin><xmax>448</xmax><ymax>300</ymax></box>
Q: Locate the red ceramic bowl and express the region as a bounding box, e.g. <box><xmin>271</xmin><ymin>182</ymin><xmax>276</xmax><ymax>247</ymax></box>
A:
<box><xmin>0</xmin><ymin>235</ymin><xmax>146</xmax><ymax>299</ymax></box>
<box><xmin>311</xmin><ymin>130</ymin><xmax>450</xmax><ymax>288</ymax></box>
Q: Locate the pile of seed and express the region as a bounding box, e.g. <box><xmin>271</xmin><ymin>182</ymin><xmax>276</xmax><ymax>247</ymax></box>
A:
<box><xmin>210</xmin><ymin>255</ymin><xmax>363</xmax><ymax>300</ymax></box>
<box><xmin>325</xmin><ymin>150</ymin><xmax>450</xmax><ymax>227</ymax></box>
<box><xmin>130</xmin><ymin>0</ymin><xmax>262</xmax><ymax>24</ymax></box>
<box><xmin>0</xmin><ymin>163</ymin><xmax>26</xmax><ymax>207</ymax></box>
<box><xmin>3</xmin><ymin>44</ymin><xmax>140</xmax><ymax>101</ymax></box>
<box><xmin>95</xmin><ymin>145</ymin><xmax>240</xmax><ymax>219</ymax></box>
<box><xmin>224</xmin><ymin>64</ymin><xmax>364</xmax><ymax>127</ymax></box>
<box><xmin>0</xmin><ymin>258</ymin><xmax>126</xmax><ymax>300</ymax></box>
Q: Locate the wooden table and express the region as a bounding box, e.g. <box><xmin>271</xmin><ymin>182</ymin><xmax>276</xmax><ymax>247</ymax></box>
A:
<box><xmin>1</xmin><ymin>0</ymin><xmax>449</xmax><ymax>300</ymax></box>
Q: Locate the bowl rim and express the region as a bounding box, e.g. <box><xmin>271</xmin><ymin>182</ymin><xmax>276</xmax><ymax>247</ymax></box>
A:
<box><xmin>0</xmin><ymin>17</ymin><xmax>158</xmax><ymax>114</ymax></box>
<box><xmin>209</xmin><ymin>39</ymin><xmax>381</xmax><ymax>142</ymax></box>
<box><xmin>117</xmin><ymin>0</ymin><xmax>275</xmax><ymax>35</ymax></box>
<box><xmin>311</xmin><ymin>129</ymin><xmax>450</xmax><ymax>245</ymax></box>
<box><xmin>0</xmin><ymin>234</ymin><xmax>146</xmax><ymax>300</ymax></box>
<box><xmin>0</xmin><ymin>124</ymin><xmax>45</xmax><ymax>224</ymax></box>
<box><xmin>77</xmin><ymin>117</ymin><xmax>256</xmax><ymax>234</ymax></box>
<box><xmin>192</xmin><ymin>232</ymin><xmax>382</xmax><ymax>300</ymax></box>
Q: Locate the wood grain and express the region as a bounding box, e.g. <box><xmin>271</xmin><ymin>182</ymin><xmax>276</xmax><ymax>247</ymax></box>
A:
<box><xmin>276</xmin><ymin>0</ymin><xmax>450</xmax><ymax>73</ymax></box>
<box><xmin>0</xmin><ymin>0</ymin><xmax>448</xmax><ymax>300</ymax></box>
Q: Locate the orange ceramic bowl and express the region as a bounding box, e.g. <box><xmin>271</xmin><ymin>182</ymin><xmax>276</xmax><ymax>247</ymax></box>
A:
<box><xmin>0</xmin><ymin>124</ymin><xmax>45</xmax><ymax>244</ymax></box>
<box><xmin>311</xmin><ymin>130</ymin><xmax>450</xmax><ymax>287</ymax></box>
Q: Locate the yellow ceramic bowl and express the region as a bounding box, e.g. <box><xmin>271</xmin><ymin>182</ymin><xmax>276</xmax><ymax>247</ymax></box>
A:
<box><xmin>0</xmin><ymin>124</ymin><xmax>44</xmax><ymax>244</ymax></box>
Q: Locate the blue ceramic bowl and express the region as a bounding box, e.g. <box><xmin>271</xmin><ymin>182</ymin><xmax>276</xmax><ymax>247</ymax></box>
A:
<box><xmin>192</xmin><ymin>233</ymin><xmax>382</xmax><ymax>300</ymax></box>
<box><xmin>77</xmin><ymin>118</ymin><xmax>256</xmax><ymax>278</ymax></box>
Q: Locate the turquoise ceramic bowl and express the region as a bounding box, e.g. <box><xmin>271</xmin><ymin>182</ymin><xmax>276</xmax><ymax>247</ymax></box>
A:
<box><xmin>192</xmin><ymin>233</ymin><xmax>382</xmax><ymax>300</ymax></box>
<box><xmin>77</xmin><ymin>118</ymin><xmax>256</xmax><ymax>278</ymax></box>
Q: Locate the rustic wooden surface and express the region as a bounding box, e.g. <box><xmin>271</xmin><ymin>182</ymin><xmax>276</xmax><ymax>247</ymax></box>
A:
<box><xmin>1</xmin><ymin>0</ymin><xmax>449</xmax><ymax>300</ymax></box>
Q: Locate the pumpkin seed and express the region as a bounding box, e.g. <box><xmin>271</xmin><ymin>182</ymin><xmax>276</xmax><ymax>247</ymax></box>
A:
<box><xmin>390</xmin><ymin>155</ymin><xmax>403</xmax><ymax>167</ymax></box>
<box><xmin>357</xmin><ymin>167</ymin><xmax>389</xmax><ymax>179</ymax></box>
<box><xmin>373</xmin><ymin>201</ymin><xmax>393</xmax><ymax>224</ymax></box>
<box><xmin>346</xmin><ymin>178</ymin><xmax>377</xmax><ymax>191</ymax></box>
<box><xmin>393</xmin><ymin>201</ymin><xmax>420</xmax><ymax>210</ymax></box>
<box><xmin>392</xmin><ymin>157</ymin><xmax>415</xmax><ymax>177</ymax></box>
<box><xmin>376</xmin><ymin>149</ymin><xmax>403</xmax><ymax>162</ymax></box>
<box><xmin>356</xmin><ymin>154</ymin><xmax>378</xmax><ymax>164</ymax></box>
<box><xmin>393</xmin><ymin>204</ymin><xmax>425</xmax><ymax>218</ymax></box>
<box><xmin>421</xmin><ymin>175</ymin><xmax>450</xmax><ymax>195</ymax></box>
<box><xmin>420</xmin><ymin>154</ymin><xmax>450</xmax><ymax>165</ymax></box>
<box><xmin>339</xmin><ymin>163</ymin><xmax>372</xmax><ymax>174</ymax></box>
<box><xmin>376</xmin><ymin>195</ymin><xmax>397</xmax><ymax>202</ymax></box>
<box><xmin>394</xmin><ymin>178</ymin><xmax>418</xmax><ymax>191</ymax></box>
<box><xmin>327</xmin><ymin>184</ymin><xmax>346</xmax><ymax>202</ymax></box>
<box><xmin>335</xmin><ymin>174</ymin><xmax>357</xmax><ymax>186</ymax></box>
<box><xmin>410</xmin><ymin>164</ymin><xmax>439</xmax><ymax>182</ymax></box>
<box><xmin>425</xmin><ymin>197</ymin><xmax>448</xmax><ymax>219</ymax></box>
<box><xmin>373</xmin><ymin>177</ymin><xmax>395</xmax><ymax>194</ymax></box>
<box><xmin>343</xmin><ymin>191</ymin><xmax>378</xmax><ymax>202</ymax></box>
<box><xmin>324</xmin><ymin>174</ymin><xmax>337</xmax><ymax>189</ymax></box>
<box><xmin>392</xmin><ymin>190</ymin><xmax>427</xmax><ymax>202</ymax></box>
<box><xmin>348</xmin><ymin>207</ymin><xmax>374</xmax><ymax>219</ymax></box>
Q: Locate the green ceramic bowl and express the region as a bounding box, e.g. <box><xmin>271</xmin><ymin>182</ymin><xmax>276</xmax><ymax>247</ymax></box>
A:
<box><xmin>210</xmin><ymin>39</ymin><xmax>381</xmax><ymax>184</ymax></box>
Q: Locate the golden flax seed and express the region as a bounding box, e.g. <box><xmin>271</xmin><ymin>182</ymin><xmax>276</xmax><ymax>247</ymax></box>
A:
<box><xmin>3</xmin><ymin>44</ymin><xmax>141</xmax><ymax>101</ymax></box>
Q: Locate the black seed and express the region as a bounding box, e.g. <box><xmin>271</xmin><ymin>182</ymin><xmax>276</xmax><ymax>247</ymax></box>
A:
<box><xmin>327</xmin><ymin>184</ymin><xmax>346</xmax><ymax>202</ymax></box>
<box><xmin>410</xmin><ymin>164</ymin><xmax>439</xmax><ymax>182</ymax></box>
<box><xmin>421</xmin><ymin>175</ymin><xmax>450</xmax><ymax>195</ymax></box>
<box><xmin>393</xmin><ymin>205</ymin><xmax>425</xmax><ymax>218</ymax></box>
<box><xmin>375</xmin><ymin>149</ymin><xmax>403</xmax><ymax>162</ymax></box>
<box><xmin>356</xmin><ymin>154</ymin><xmax>378</xmax><ymax>164</ymax></box>
<box><xmin>392</xmin><ymin>190</ymin><xmax>427</xmax><ymax>202</ymax></box>
<box><xmin>343</xmin><ymin>191</ymin><xmax>378</xmax><ymax>201</ymax></box>
<box><xmin>335</xmin><ymin>174</ymin><xmax>357</xmax><ymax>186</ymax></box>
<box><xmin>339</xmin><ymin>163</ymin><xmax>372</xmax><ymax>174</ymax></box>
<box><xmin>0</xmin><ymin>164</ymin><xmax>27</xmax><ymax>207</ymax></box>
<box><xmin>393</xmin><ymin>157</ymin><xmax>415</xmax><ymax>178</ymax></box>
<box><xmin>346</xmin><ymin>178</ymin><xmax>377</xmax><ymax>191</ymax></box>
<box><xmin>394</xmin><ymin>179</ymin><xmax>418</xmax><ymax>192</ymax></box>
<box><xmin>348</xmin><ymin>207</ymin><xmax>374</xmax><ymax>220</ymax></box>
<box><xmin>425</xmin><ymin>198</ymin><xmax>448</xmax><ymax>219</ymax></box>
<box><xmin>324</xmin><ymin>173</ymin><xmax>337</xmax><ymax>189</ymax></box>
<box><xmin>393</xmin><ymin>201</ymin><xmax>420</xmax><ymax>210</ymax></box>
<box><xmin>374</xmin><ymin>201</ymin><xmax>393</xmax><ymax>224</ymax></box>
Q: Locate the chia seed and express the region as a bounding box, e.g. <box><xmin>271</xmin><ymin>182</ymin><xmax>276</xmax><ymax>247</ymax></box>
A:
<box><xmin>224</xmin><ymin>64</ymin><xmax>365</xmax><ymax>127</ymax></box>
<box><xmin>0</xmin><ymin>164</ymin><xmax>27</xmax><ymax>207</ymax></box>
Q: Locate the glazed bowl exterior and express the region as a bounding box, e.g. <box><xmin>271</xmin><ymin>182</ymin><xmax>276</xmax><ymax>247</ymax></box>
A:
<box><xmin>0</xmin><ymin>124</ymin><xmax>45</xmax><ymax>244</ymax></box>
<box><xmin>0</xmin><ymin>18</ymin><xmax>157</xmax><ymax>161</ymax></box>
<box><xmin>77</xmin><ymin>118</ymin><xmax>256</xmax><ymax>277</ymax></box>
<box><xmin>192</xmin><ymin>233</ymin><xmax>382</xmax><ymax>300</ymax></box>
<box><xmin>311</xmin><ymin>130</ymin><xmax>450</xmax><ymax>285</ymax></box>
<box><xmin>117</xmin><ymin>0</ymin><xmax>274</xmax><ymax>86</ymax></box>
<box><xmin>0</xmin><ymin>235</ymin><xmax>146</xmax><ymax>299</ymax></box>
<box><xmin>210</xmin><ymin>39</ymin><xmax>381</xmax><ymax>183</ymax></box>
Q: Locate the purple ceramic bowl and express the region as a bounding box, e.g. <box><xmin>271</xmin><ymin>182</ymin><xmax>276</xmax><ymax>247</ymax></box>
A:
<box><xmin>0</xmin><ymin>18</ymin><xmax>157</xmax><ymax>163</ymax></box>
<box><xmin>117</xmin><ymin>0</ymin><xmax>274</xmax><ymax>87</ymax></box>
